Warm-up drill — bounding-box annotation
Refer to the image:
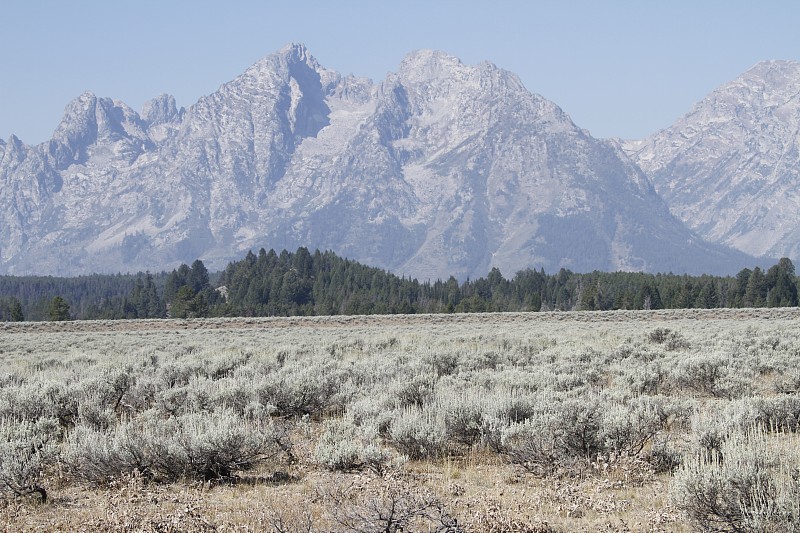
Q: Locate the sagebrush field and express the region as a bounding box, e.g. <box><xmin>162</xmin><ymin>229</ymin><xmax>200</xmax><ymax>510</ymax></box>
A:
<box><xmin>2</xmin><ymin>308</ymin><xmax>800</xmax><ymax>532</ymax></box>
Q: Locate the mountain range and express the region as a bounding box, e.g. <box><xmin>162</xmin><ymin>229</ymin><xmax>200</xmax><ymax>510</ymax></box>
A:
<box><xmin>1</xmin><ymin>44</ymin><xmax>793</xmax><ymax>279</ymax></box>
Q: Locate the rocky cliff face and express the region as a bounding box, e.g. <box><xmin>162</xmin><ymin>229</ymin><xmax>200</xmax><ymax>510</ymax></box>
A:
<box><xmin>0</xmin><ymin>44</ymin><xmax>754</xmax><ymax>278</ymax></box>
<box><xmin>625</xmin><ymin>60</ymin><xmax>800</xmax><ymax>261</ymax></box>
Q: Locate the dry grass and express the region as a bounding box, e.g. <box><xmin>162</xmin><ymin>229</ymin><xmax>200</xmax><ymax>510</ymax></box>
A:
<box><xmin>4</xmin><ymin>455</ymin><xmax>687</xmax><ymax>532</ymax></box>
<box><xmin>1</xmin><ymin>307</ymin><xmax>798</xmax><ymax>335</ymax></box>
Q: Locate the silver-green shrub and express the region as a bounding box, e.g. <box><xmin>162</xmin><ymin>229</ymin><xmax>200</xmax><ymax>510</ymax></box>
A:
<box><xmin>173</xmin><ymin>409</ymin><xmax>285</xmax><ymax>480</ymax></box>
<box><xmin>393</xmin><ymin>374</ymin><xmax>435</xmax><ymax>408</ymax></box>
<box><xmin>314</xmin><ymin>417</ymin><xmax>389</xmax><ymax>472</ymax></box>
<box><xmin>389</xmin><ymin>407</ymin><xmax>448</xmax><ymax>460</ymax></box>
<box><xmin>0</xmin><ymin>418</ymin><xmax>59</xmax><ymax>502</ymax></box>
<box><xmin>672</xmin><ymin>428</ymin><xmax>800</xmax><ymax>532</ymax></box>
<box><xmin>501</xmin><ymin>414</ymin><xmax>562</xmax><ymax>476</ymax></box>
<box><xmin>254</xmin><ymin>360</ymin><xmax>346</xmax><ymax>418</ymax></box>
<box><xmin>672</xmin><ymin>355</ymin><xmax>752</xmax><ymax>399</ymax></box>
<box><xmin>65</xmin><ymin>409</ymin><xmax>286</xmax><ymax>483</ymax></box>
<box><xmin>600</xmin><ymin>395</ymin><xmax>689</xmax><ymax>457</ymax></box>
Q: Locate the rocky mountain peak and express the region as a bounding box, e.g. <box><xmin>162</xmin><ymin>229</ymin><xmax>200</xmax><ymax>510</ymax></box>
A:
<box><xmin>398</xmin><ymin>49</ymin><xmax>466</xmax><ymax>81</ymax></box>
<box><xmin>48</xmin><ymin>91</ymin><xmax>151</xmax><ymax>167</ymax></box>
<box><xmin>176</xmin><ymin>43</ymin><xmax>333</xmax><ymax>194</ymax></box>
<box><xmin>626</xmin><ymin>59</ymin><xmax>800</xmax><ymax>261</ymax></box>
<box><xmin>277</xmin><ymin>42</ymin><xmax>317</xmax><ymax>66</ymax></box>
<box><xmin>5</xmin><ymin>134</ymin><xmax>22</xmax><ymax>151</ymax></box>
<box><xmin>142</xmin><ymin>93</ymin><xmax>182</xmax><ymax>127</ymax></box>
<box><xmin>0</xmin><ymin>134</ymin><xmax>27</xmax><ymax>167</ymax></box>
<box><xmin>740</xmin><ymin>59</ymin><xmax>800</xmax><ymax>91</ymax></box>
<box><xmin>683</xmin><ymin>60</ymin><xmax>800</xmax><ymax>127</ymax></box>
<box><xmin>242</xmin><ymin>42</ymin><xmax>327</xmax><ymax>85</ymax></box>
<box><xmin>50</xmin><ymin>91</ymin><xmax>101</xmax><ymax>160</ymax></box>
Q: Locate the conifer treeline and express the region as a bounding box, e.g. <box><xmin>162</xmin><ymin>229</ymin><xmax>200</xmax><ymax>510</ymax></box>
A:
<box><xmin>0</xmin><ymin>273</ymin><xmax>167</xmax><ymax>322</ymax></box>
<box><xmin>0</xmin><ymin>248</ymin><xmax>798</xmax><ymax>321</ymax></box>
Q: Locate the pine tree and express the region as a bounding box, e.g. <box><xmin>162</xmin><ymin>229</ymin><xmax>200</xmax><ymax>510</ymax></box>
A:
<box><xmin>188</xmin><ymin>260</ymin><xmax>210</xmax><ymax>293</ymax></box>
<box><xmin>744</xmin><ymin>267</ymin><xmax>767</xmax><ymax>307</ymax></box>
<box><xmin>734</xmin><ymin>268</ymin><xmax>752</xmax><ymax>307</ymax></box>
<box><xmin>48</xmin><ymin>297</ymin><xmax>71</xmax><ymax>321</ymax></box>
<box><xmin>170</xmin><ymin>286</ymin><xmax>196</xmax><ymax>318</ymax></box>
<box><xmin>766</xmin><ymin>258</ymin><xmax>798</xmax><ymax>307</ymax></box>
<box><xmin>10</xmin><ymin>298</ymin><xmax>24</xmax><ymax>321</ymax></box>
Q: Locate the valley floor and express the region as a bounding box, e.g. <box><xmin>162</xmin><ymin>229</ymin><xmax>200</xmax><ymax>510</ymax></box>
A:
<box><xmin>3</xmin><ymin>308</ymin><xmax>799</xmax><ymax>531</ymax></box>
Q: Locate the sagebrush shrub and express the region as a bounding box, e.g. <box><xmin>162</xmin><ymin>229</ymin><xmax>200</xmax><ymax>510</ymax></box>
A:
<box><xmin>750</xmin><ymin>397</ymin><xmax>800</xmax><ymax>433</ymax></box>
<box><xmin>601</xmin><ymin>395</ymin><xmax>688</xmax><ymax>456</ymax></box>
<box><xmin>389</xmin><ymin>407</ymin><xmax>448</xmax><ymax>459</ymax></box>
<box><xmin>81</xmin><ymin>369</ymin><xmax>132</xmax><ymax>415</ymax></box>
<box><xmin>672</xmin><ymin>355</ymin><xmax>751</xmax><ymax>398</ymax></box>
<box><xmin>557</xmin><ymin>397</ymin><xmax>605</xmax><ymax>458</ymax></box>
<box><xmin>672</xmin><ymin>428</ymin><xmax>800</xmax><ymax>532</ymax></box>
<box><xmin>314</xmin><ymin>418</ymin><xmax>389</xmax><ymax>472</ymax></box>
<box><xmin>440</xmin><ymin>392</ymin><xmax>486</xmax><ymax>448</ymax></box>
<box><xmin>176</xmin><ymin>409</ymin><xmax>286</xmax><ymax>480</ymax></box>
<box><xmin>393</xmin><ymin>375</ymin><xmax>435</xmax><ymax>408</ymax></box>
<box><xmin>65</xmin><ymin>409</ymin><xmax>287</xmax><ymax>483</ymax></box>
<box><xmin>500</xmin><ymin>393</ymin><xmax>680</xmax><ymax>476</ymax></box>
<box><xmin>255</xmin><ymin>361</ymin><xmax>345</xmax><ymax>418</ymax></box>
<box><xmin>621</xmin><ymin>362</ymin><xmax>668</xmax><ymax>395</ymax></box>
<box><xmin>501</xmin><ymin>415</ymin><xmax>562</xmax><ymax>476</ymax></box>
<box><xmin>426</xmin><ymin>351</ymin><xmax>460</xmax><ymax>378</ymax></box>
<box><xmin>76</xmin><ymin>398</ymin><xmax>116</xmax><ymax>432</ymax></box>
<box><xmin>0</xmin><ymin>418</ymin><xmax>59</xmax><ymax>502</ymax></box>
<box><xmin>647</xmin><ymin>328</ymin><xmax>672</xmax><ymax>344</ymax></box>
<box><xmin>322</xmin><ymin>477</ymin><xmax>461</xmax><ymax>533</ymax></box>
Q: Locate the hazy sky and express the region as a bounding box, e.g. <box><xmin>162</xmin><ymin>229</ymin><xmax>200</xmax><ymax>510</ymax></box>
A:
<box><xmin>1</xmin><ymin>1</ymin><xmax>798</xmax><ymax>145</ymax></box>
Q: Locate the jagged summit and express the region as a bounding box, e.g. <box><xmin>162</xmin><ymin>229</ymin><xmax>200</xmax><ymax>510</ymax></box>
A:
<box><xmin>48</xmin><ymin>91</ymin><xmax>151</xmax><ymax>168</ymax></box>
<box><xmin>398</xmin><ymin>49</ymin><xmax>466</xmax><ymax>80</ymax></box>
<box><xmin>242</xmin><ymin>42</ymin><xmax>328</xmax><ymax>84</ymax></box>
<box><xmin>396</xmin><ymin>49</ymin><xmax>527</xmax><ymax>96</ymax></box>
<box><xmin>142</xmin><ymin>94</ymin><xmax>182</xmax><ymax>126</ymax></box>
<box><xmin>0</xmin><ymin>45</ymin><xmax>759</xmax><ymax>277</ymax></box>
<box><xmin>278</xmin><ymin>42</ymin><xmax>316</xmax><ymax>63</ymax></box>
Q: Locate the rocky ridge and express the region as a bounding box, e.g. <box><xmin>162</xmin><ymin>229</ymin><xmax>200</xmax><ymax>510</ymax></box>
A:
<box><xmin>624</xmin><ymin>60</ymin><xmax>800</xmax><ymax>261</ymax></box>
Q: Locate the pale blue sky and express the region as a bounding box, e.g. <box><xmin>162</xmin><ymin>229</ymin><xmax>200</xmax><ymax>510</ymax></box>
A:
<box><xmin>1</xmin><ymin>1</ymin><xmax>798</xmax><ymax>145</ymax></box>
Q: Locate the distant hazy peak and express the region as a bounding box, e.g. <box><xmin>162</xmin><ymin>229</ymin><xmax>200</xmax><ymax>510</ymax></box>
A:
<box><xmin>4</xmin><ymin>134</ymin><xmax>21</xmax><ymax>150</ymax></box>
<box><xmin>277</xmin><ymin>42</ymin><xmax>315</xmax><ymax>64</ymax></box>
<box><xmin>743</xmin><ymin>59</ymin><xmax>800</xmax><ymax>80</ymax></box>
<box><xmin>224</xmin><ymin>43</ymin><xmax>342</xmax><ymax>102</ymax></box>
<box><xmin>689</xmin><ymin>60</ymin><xmax>800</xmax><ymax>114</ymax></box>
<box><xmin>0</xmin><ymin>134</ymin><xmax>22</xmax><ymax>163</ymax></box>
<box><xmin>142</xmin><ymin>93</ymin><xmax>182</xmax><ymax>126</ymax></box>
<box><xmin>399</xmin><ymin>49</ymin><xmax>464</xmax><ymax>77</ymax></box>
<box><xmin>48</xmin><ymin>91</ymin><xmax>151</xmax><ymax>168</ymax></box>
<box><xmin>627</xmin><ymin>57</ymin><xmax>800</xmax><ymax>261</ymax></box>
<box><xmin>396</xmin><ymin>49</ymin><xmax>529</xmax><ymax>97</ymax></box>
<box><xmin>244</xmin><ymin>42</ymin><xmax>324</xmax><ymax>76</ymax></box>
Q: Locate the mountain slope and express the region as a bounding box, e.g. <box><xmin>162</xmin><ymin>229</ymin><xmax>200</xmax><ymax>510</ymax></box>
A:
<box><xmin>625</xmin><ymin>60</ymin><xmax>800</xmax><ymax>260</ymax></box>
<box><xmin>0</xmin><ymin>44</ymin><xmax>753</xmax><ymax>278</ymax></box>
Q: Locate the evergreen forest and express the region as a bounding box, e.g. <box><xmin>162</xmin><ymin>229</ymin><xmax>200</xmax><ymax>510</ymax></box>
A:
<box><xmin>0</xmin><ymin>248</ymin><xmax>798</xmax><ymax>321</ymax></box>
